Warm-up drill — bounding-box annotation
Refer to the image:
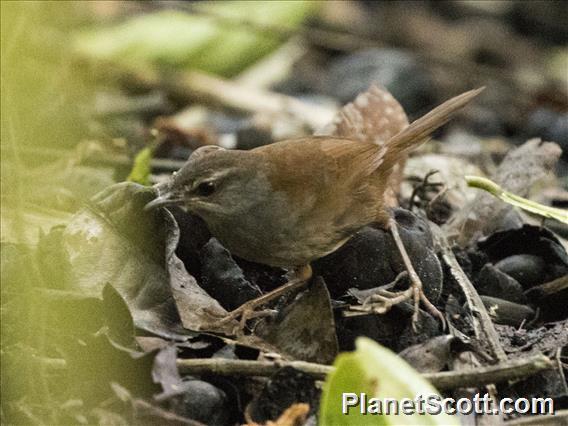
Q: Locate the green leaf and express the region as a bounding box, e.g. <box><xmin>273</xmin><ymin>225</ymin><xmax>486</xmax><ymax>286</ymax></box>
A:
<box><xmin>127</xmin><ymin>147</ymin><xmax>152</xmax><ymax>186</ymax></box>
<box><xmin>319</xmin><ymin>337</ymin><xmax>458</xmax><ymax>426</ymax></box>
<box><xmin>74</xmin><ymin>1</ymin><xmax>318</xmax><ymax>77</ymax></box>
<box><xmin>465</xmin><ymin>175</ymin><xmax>568</xmax><ymax>224</ymax></box>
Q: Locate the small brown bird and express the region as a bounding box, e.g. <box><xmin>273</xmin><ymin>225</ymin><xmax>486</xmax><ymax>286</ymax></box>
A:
<box><xmin>146</xmin><ymin>86</ymin><xmax>483</xmax><ymax>329</ymax></box>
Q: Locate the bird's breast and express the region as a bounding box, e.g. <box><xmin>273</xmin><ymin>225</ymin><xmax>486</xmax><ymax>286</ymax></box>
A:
<box><xmin>204</xmin><ymin>194</ymin><xmax>355</xmax><ymax>268</ymax></box>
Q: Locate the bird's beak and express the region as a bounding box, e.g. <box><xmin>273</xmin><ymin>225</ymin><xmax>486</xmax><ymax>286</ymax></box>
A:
<box><xmin>144</xmin><ymin>182</ymin><xmax>184</xmax><ymax>211</ymax></box>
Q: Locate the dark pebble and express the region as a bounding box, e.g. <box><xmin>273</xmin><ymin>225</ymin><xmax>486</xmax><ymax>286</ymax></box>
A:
<box><xmin>314</xmin><ymin>209</ymin><xmax>443</xmax><ymax>304</ymax></box>
<box><xmin>479</xmin><ymin>296</ymin><xmax>535</xmax><ymax>327</ymax></box>
<box><xmin>477</xmin><ymin>225</ymin><xmax>568</xmax><ymax>285</ymax></box>
<box><xmin>313</xmin><ymin>225</ymin><xmax>396</xmax><ymax>297</ymax></box>
<box><xmin>199</xmin><ymin>238</ymin><xmax>261</xmax><ymax>311</ymax></box>
<box><xmin>167</xmin><ymin>380</ymin><xmax>230</xmax><ymax>426</ymax></box>
<box><xmin>494</xmin><ymin>254</ymin><xmax>546</xmax><ymax>289</ymax></box>
<box><xmin>476</xmin><ymin>264</ymin><xmax>527</xmax><ymax>304</ymax></box>
<box><xmin>468</xmin><ymin>106</ymin><xmax>507</xmax><ymax>137</ymax></box>
<box><xmin>336</xmin><ymin>302</ymin><xmax>442</xmax><ymax>353</ymax></box>
<box><xmin>526</xmin><ymin>108</ymin><xmax>568</xmax><ymax>156</ymax></box>
<box><xmin>509</xmin><ymin>1</ymin><xmax>568</xmax><ymax>45</ymax></box>
<box><xmin>524</xmin><ymin>276</ymin><xmax>568</xmax><ymax>322</ymax></box>
<box><xmin>501</xmin><ymin>371</ymin><xmax>568</xmax><ymax>413</ymax></box>
<box><xmin>399</xmin><ymin>335</ymin><xmax>464</xmax><ymax>373</ymax></box>
<box><xmin>236</xmin><ymin>119</ymin><xmax>274</xmax><ymax>150</ymax></box>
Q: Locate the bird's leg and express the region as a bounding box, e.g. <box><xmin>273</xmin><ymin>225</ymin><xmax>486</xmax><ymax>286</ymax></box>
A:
<box><xmin>215</xmin><ymin>264</ymin><xmax>312</xmax><ymax>332</ymax></box>
<box><xmin>387</xmin><ymin>218</ymin><xmax>446</xmax><ymax>331</ymax></box>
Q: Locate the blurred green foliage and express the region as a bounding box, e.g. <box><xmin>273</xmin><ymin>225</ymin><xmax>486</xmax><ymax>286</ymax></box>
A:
<box><xmin>1</xmin><ymin>3</ymin><xmax>110</xmax><ymax>422</ymax></box>
<box><xmin>74</xmin><ymin>1</ymin><xmax>318</xmax><ymax>77</ymax></box>
<box><xmin>127</xmin><ymin>146</ymin><xmax>153</xmax><ymax>186</ymax></box>
<box><xmin>1</xmin><ymin>2</ymin><xmax>320</xmax><ymax>421</ymax></box>
<box><xmin>1</xmin><ymin>2</ymin><xmax>94</xmax><ymax>153</ymax></box>
<box><xmin>0</xmin><ymin>1</ymin><xmax>321</xmax><ymax>423</ymax></box>
<box><xmin>1</xmin><ymin>2</ymin><xmax>107</xmax><ymax>245</ymax></box>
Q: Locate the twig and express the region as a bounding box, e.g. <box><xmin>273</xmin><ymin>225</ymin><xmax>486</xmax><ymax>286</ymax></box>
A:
<box><xmin>556</xmin><ymin>348</ymin><xmax>568</xmax><ymax>396</ymax></box>
<box><xmin>435</xmin><ymin>227</ymin><xmax>508</xmax><ymax>362</ymax></box>
<box><xmin>235</xmin><ymin>37</ymin><xmax>308</xmax><ymax>90</ymax></box>
<box><xmin>112</xmin><ymin>64</ymin><xmax>336</xmax><ymax>131</ymax></box>
<box><xmin>407</xmin><ymin>170</ymin><xmax>441</xmax><ymax>210</ymax></box>
<box><xmin>176</xmin><ymin>354</ymin><xmax>552</xmax><ymax>390</ymax></box>
<box><xmin>164</xmin><ymin>70</ymin><xmax>336</xmax><ymax>130</ymax></box>
<box><xmin>176</xmin><ymin>358</ymin><xmax>332</xmax><ymax>380</ymax></box>
<box><xmin>39</xmin><ymin>353</ymin><xmax>553</xmax><ymax>391</ymax></box>
<box><xmin>427</xmin><ymin>354</ymin><xmax>553</xmax><ymax>390</ymax></box>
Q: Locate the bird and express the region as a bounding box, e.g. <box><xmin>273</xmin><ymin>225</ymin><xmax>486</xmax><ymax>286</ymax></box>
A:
<box><xmin>145</xmin><ymin>85</ymin><xmax>484</xmax><ymax>331</ymax></box>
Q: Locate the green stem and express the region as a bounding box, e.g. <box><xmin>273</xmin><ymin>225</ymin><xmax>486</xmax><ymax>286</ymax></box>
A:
<box><xmin>465</xmin><ymin>175</ymin><xmax>568</xmax><ymax>224</ymax></box>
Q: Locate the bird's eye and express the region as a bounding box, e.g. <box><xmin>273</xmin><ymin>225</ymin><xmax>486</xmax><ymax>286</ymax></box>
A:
<box><xmin>196</xmin><ymin>181</ymin><xmax>216</xmax><ymax>197</ymax></box>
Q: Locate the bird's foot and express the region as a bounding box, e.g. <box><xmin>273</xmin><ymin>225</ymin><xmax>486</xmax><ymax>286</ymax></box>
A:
<box><xmin>387</xmin><ymin>218</ymin><xmax>446</xmax><ymax>331</ymax></box>
<box><xmin>348</xmin><ymin>275</ymin><xmax>445</xmax><ymax>331</ymax></box>
<box><xmin>214</xmin><ymin>265</ymin><xmax>312</xmax><ymax>335</ymax></box>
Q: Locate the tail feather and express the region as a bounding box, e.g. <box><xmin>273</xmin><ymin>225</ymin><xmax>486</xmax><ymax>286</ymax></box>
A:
<box><xmin>381</xmin><ymin>87</ymin><xmax>485</xmax><ymax>168</ymax></box>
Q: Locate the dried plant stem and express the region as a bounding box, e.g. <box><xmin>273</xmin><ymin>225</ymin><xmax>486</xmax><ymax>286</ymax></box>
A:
<box><xmin>39</xmin><ymin>353</ymin><xmax>553</xmax><ymax>390</ymax></box>
<box><xmin>175</xmin><ymin>354</ymin><xmax>552</xmax><ymax>390</ymax></box>
<box><xmin>427</xmin><ymin>354</ymin><xmax>552</xmax><ymax>390</ymax></box>
<box><xmin>166</xmin><ymin>70</ymin><xmax>336</xmax><ymax>130</ymax></box>
<box><xmin>435</xmin><ymin>228</ymin><xmax>508</xmax><ymax>362</ymax></box>
<box><xmin>177</xmin><ymin>358</ymin><xmax>331</xmax><ymax>380</ymax></box>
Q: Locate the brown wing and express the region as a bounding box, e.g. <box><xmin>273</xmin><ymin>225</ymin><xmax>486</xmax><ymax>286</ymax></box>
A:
<box><xmin>317</xmin><ymin>88</ymin><xmax>485</xmax><ymax>189</ymax></box>
<box><xmin>317</xmin><ymin>84</ymin><xmax>409</xmax><ymax>206</ymax></box>
<box><xmin>254</xmin><ymin>136</ymin><xmax>379</xmax><ymax>192</ymax></box>
<box><xmin>254</xmin><ymin>136</ymin><xmax>386</xmax><ymax>229</ymax></box>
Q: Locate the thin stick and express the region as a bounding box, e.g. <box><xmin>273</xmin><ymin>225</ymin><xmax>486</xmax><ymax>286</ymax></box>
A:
<box><xmin>437</xmin><ymin>234</ymin><xmax>508</xmax><ymax>362</ymax></box>
<box><xmin>556</xmin><ymin>348</ymin><xmax>568</xmax><ymax>396</ymax></box>
<box><xmin>166</xmin><ymin>71</ymin><xmax>336</xmax><ymax>130</ymax></box>
<box><xmin>175</xmin><ymin>354</ymin><xmax>552</xmax><ymax>390</ymax></box>
<box><xmin>39</xmin><ymin>353</ymin><xmax>553</xmax><ymax>390</ymax></box>
<box><xmin>427</xmin><ymin>354</ymin><xmax>553</xmax><ymax>390</ymax></box>
<box><xmin>176</xmin><ymin>358</ymin><xmax>331</xmax><ymax>380</ymax></box>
